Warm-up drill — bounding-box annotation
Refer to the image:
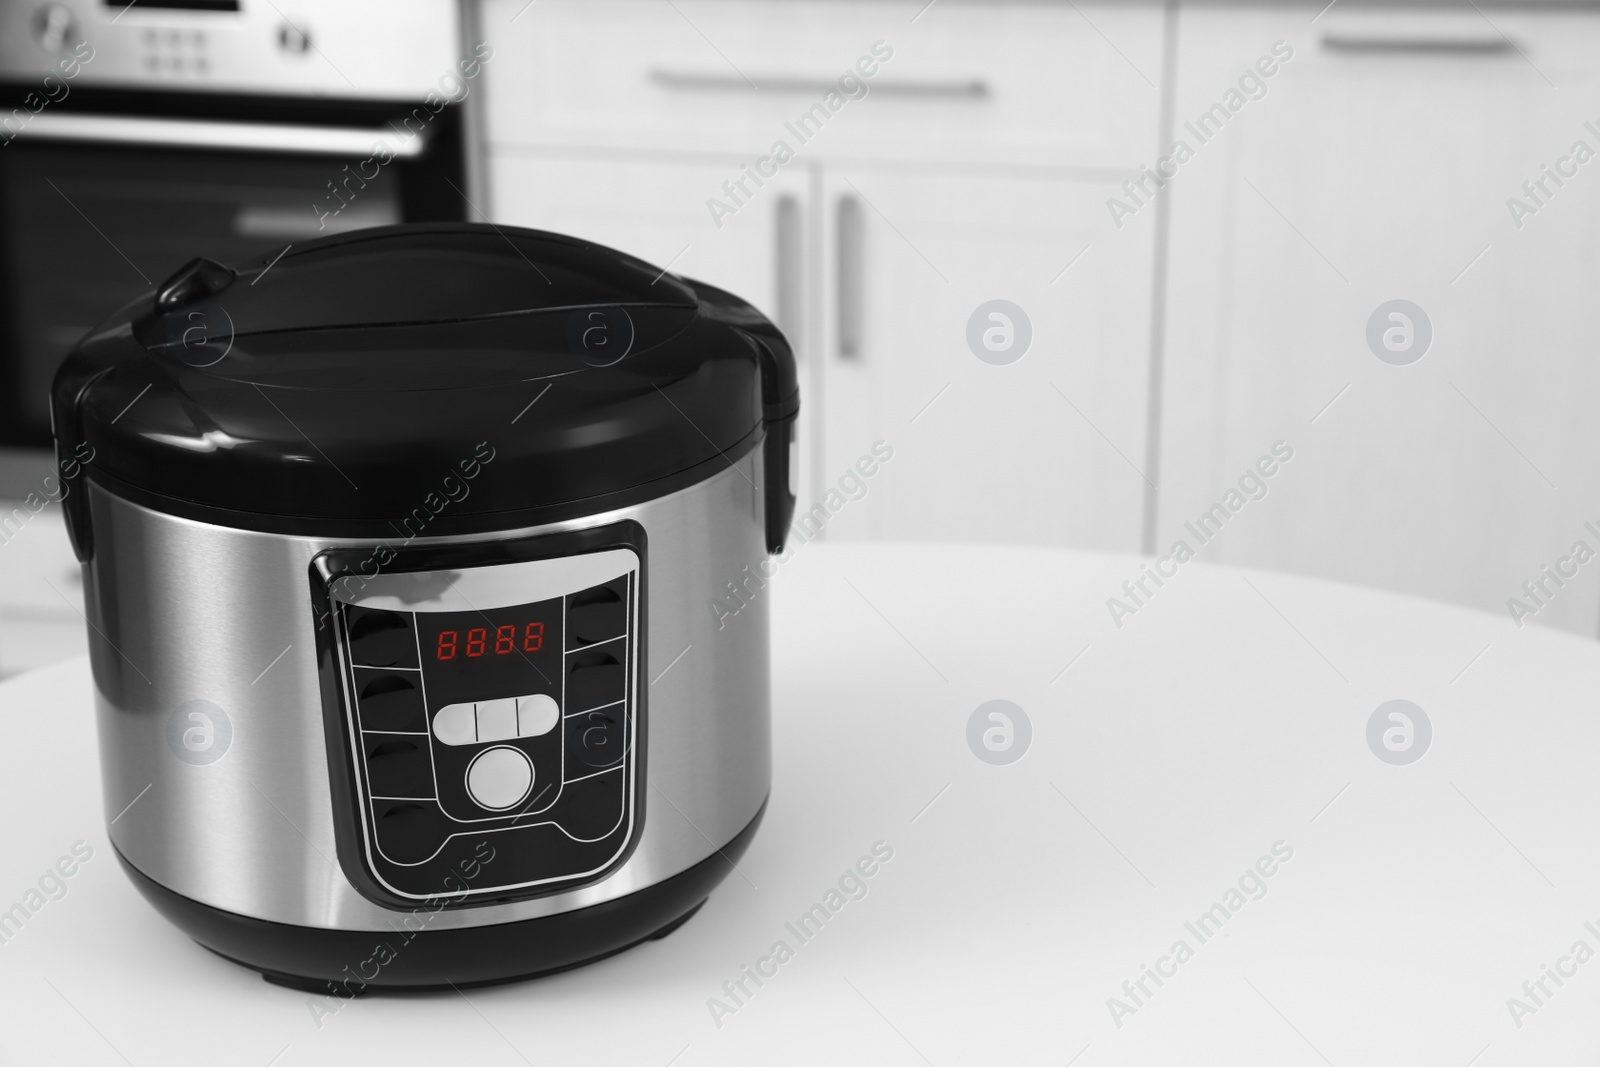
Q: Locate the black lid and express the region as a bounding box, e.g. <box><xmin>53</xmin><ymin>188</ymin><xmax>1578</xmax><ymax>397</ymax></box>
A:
<box><xmin>52</xmin><ymin>223</ymin><xmax>798</xmax><ymax>556</ymax></box>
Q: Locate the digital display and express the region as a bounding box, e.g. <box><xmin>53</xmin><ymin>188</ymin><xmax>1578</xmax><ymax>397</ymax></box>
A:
<box><xmin>435</xmin><ymin>622</ymin><xmax>545</xmax><ymax>661</ymax></box>
<box><xmin>415</xmin><ymin>600</ymin><xmax>564</xmax><ymax>709</ymax></box>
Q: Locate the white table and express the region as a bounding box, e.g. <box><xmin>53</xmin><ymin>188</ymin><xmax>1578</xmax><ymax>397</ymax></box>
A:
<box><xmin>0</xmin><ymin>543</ymin><xmax>1594</xmax><ymax>1065</ymax></box>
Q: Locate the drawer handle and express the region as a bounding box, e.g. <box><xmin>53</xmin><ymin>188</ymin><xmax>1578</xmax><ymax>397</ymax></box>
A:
<box><xmin>1320</xmin><ymin>34</ymin><xmax>1514</xmax><ymax>55</ymax></box>
<box><xmin>649</xmin><ymin>69</ymin><xmax>989</xmax><ymax>98</ymax></box>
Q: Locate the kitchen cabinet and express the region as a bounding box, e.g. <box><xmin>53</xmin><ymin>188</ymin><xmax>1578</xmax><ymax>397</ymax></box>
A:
<box><xmin>478</xmin><ymin>0</ymin><xmax>1165</xmax><ymax>550</ymax></box>
<box><xmin>810</xmin><ymin>166</ymin><xmax>1151</xmax><ymax>549</ymax></box>
<box><xmin>0</xmin><ymin>505</ymin><xmax>85</xmax><ymax>678</ymax></box>
<box><xmin>1160</xmin><ymin>5</ymin><xmax>1600</xmax><ymax>636</ymax></box>
<box><xmin>487</xmin><ymin>153</ymin><xmax>1155</xmax><ymax>552</ymax></box>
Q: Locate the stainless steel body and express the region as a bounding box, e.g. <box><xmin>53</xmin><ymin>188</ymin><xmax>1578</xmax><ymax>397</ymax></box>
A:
<box><xmin>85</xmin><ymin>454</ymin><xmax>770</xmax><ymax>932</ymax></box>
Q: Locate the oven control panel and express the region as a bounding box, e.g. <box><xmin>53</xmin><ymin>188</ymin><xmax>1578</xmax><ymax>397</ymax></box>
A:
<box><xmin>323</xmin><ymin>546</ymin><xmax>641</xmax><ymax>905</ymax></box>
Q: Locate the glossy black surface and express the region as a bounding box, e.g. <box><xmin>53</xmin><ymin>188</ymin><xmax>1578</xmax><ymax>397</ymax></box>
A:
<box><xmin>51</xmin><ymin>223</ymin><xmax>799</xmax><ymax>552</ymax></box>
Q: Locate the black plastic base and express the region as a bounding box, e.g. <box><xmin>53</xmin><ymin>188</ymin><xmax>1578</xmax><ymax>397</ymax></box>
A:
<box><xmin>117</xmin><ymin>800</ymin><xmax>764</xmax><ymax>993</ymax></box>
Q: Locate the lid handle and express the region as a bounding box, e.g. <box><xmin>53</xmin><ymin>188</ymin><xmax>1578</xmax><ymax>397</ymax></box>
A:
<box><xmin>155</xmin><ymin>257</ymin><xmax>236</xmax><ymax>313</ymax></box>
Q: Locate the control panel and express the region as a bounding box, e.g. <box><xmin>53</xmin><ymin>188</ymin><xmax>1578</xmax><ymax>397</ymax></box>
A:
<box><xmin>320</xmin><ymin>545</ymin><xmax>641</xmax><ymax>904</ymax></box>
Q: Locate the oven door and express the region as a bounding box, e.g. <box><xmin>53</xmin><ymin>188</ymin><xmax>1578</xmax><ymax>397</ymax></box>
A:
<box><xmin>0</xmin><ymin>90</ymin><xmax>467</xmax><ymax>446</ymax></box>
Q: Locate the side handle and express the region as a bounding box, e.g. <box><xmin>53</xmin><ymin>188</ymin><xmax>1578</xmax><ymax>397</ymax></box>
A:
<box><xmin>763</xmin><ymin>410</ymin><xmax>798</xmax><ymax>555</ymax></box>
<box><xmin>673</xmin><ymin>274</ymin><xmax>799</xmax><ymax>554</ymax></box>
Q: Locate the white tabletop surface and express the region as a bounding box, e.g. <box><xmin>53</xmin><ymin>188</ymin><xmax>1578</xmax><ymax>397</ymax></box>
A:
<box><xmin>0</xmin><ymin>542</ymin><xmax>1595</xmax><ymax>1066</ymax></box>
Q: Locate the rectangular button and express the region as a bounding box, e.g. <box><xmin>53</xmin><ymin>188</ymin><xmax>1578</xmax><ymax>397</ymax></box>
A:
<box><xmin>476</xmin><ymin>698</ymin><xmax>518</xmax><ymax>742</ymax></box>
<box><xmin>355</xmin><ymin>668</ymin><xmax>426</xmax><ymax>732</ymax></box>
<box><xmin>364</xmin><ymin>734</ymin><xmax>434</xmax><ymax>798</ymax></box>
<box><xmin>567</xmin><ymin>649</ymin><xmax>625</xmax><ymax>710</ymax></box>
<box><xmin>432</xmin><ymin>702</ymin><xmax>476</xmax><ymax>746</ymax></box>
<box><xmin>567</xmin><ymin>577</ymin><xmax>628</xmax><ymax>649</ymax></box>
<box><xmin>345</xmin><ymin>606</ymin><xmax>419</xmax><ymax>668</ymax></box>
<box><xmin>517</xmin><ymin>693</ymin><xmax>560</xmax><ymax>736</ymax></box>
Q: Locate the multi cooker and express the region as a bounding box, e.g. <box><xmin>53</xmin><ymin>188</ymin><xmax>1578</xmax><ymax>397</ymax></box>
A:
<box><xmin>51</xmin><ymin>223</ymin><xmax>797</xmax><ymax>990</ymax></box>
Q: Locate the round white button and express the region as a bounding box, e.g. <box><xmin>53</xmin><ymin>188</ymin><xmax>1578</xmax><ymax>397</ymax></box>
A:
<box><xmin>465</xmin><ymin>746</ymin><xmax>533</xmax><ymax>811</ymax></box>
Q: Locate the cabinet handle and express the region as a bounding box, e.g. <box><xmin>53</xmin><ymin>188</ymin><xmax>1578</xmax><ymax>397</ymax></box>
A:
<box><xmin>1320</xmin><ymin>34</ymin><xmax>1513</xmax><ymax>55</ymax></box>
<box><xmin>650</xmin><ymin>70</ymin><xmax>989</xmax><ymax>97</ymax></box>
<box><xmin>836</xmin><ymin>195</ymin><xmax>863</xmax><ymax>360</ymax></box>
<box><xmin>775</xmin><ymin>194</ymin><xmax>803</xmax><ymax>346</ymax></box>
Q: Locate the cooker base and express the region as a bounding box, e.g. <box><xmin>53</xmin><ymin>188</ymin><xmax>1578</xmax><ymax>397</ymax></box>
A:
<box><xmin>247</xmin><ymin>896</ymin><xmax>712</xmax><ymax>995</ymax></box>
<box><xmin>116</xmin><ymin>799</ymin><xmax>764</xmax><ymax>993</ymax></box>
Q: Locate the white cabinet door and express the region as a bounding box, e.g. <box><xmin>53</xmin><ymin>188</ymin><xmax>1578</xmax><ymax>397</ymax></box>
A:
<box><xmin>808</xmin><ymin>166</ymin><xmax>1153</xmax><ymax>551</ymax></box>
<box><xmin>1161</xmin><ymin>6</ymin><xmax>1600</xmax><ymax>635</ymax></box>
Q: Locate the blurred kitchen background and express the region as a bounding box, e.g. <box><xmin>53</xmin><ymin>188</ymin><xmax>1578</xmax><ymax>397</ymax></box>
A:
<box><xmin>2</xmin><ymin>0</ymin><xmax>1598</xmax><ymax>676</ymax></box>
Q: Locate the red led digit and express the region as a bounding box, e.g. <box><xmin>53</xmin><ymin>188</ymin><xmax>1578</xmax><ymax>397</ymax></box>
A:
<box><xmin>436</xmin><ymin>630</ymin><xmax>457</xmax><ymax>660</ymax></box>
<box><xmin>466</xmin><ymin>627</ymin><xmax>487</xmax><ymax>657</ymax></box>
<box><xmin>495</xmin><ymin>624</ymin><xmax>514</xmax><ymax>655</ymax></box>
<box><xmin>524</xmin><ymin>621</ymin><xmax>544</xmax><ymax>652</ymax></box>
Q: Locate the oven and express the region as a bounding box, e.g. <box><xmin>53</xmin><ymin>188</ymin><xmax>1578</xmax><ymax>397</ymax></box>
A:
<box><xmin>0</xmin><ymin>0</ymin><xmax>478</xmax><ymax>464</ymax></box>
